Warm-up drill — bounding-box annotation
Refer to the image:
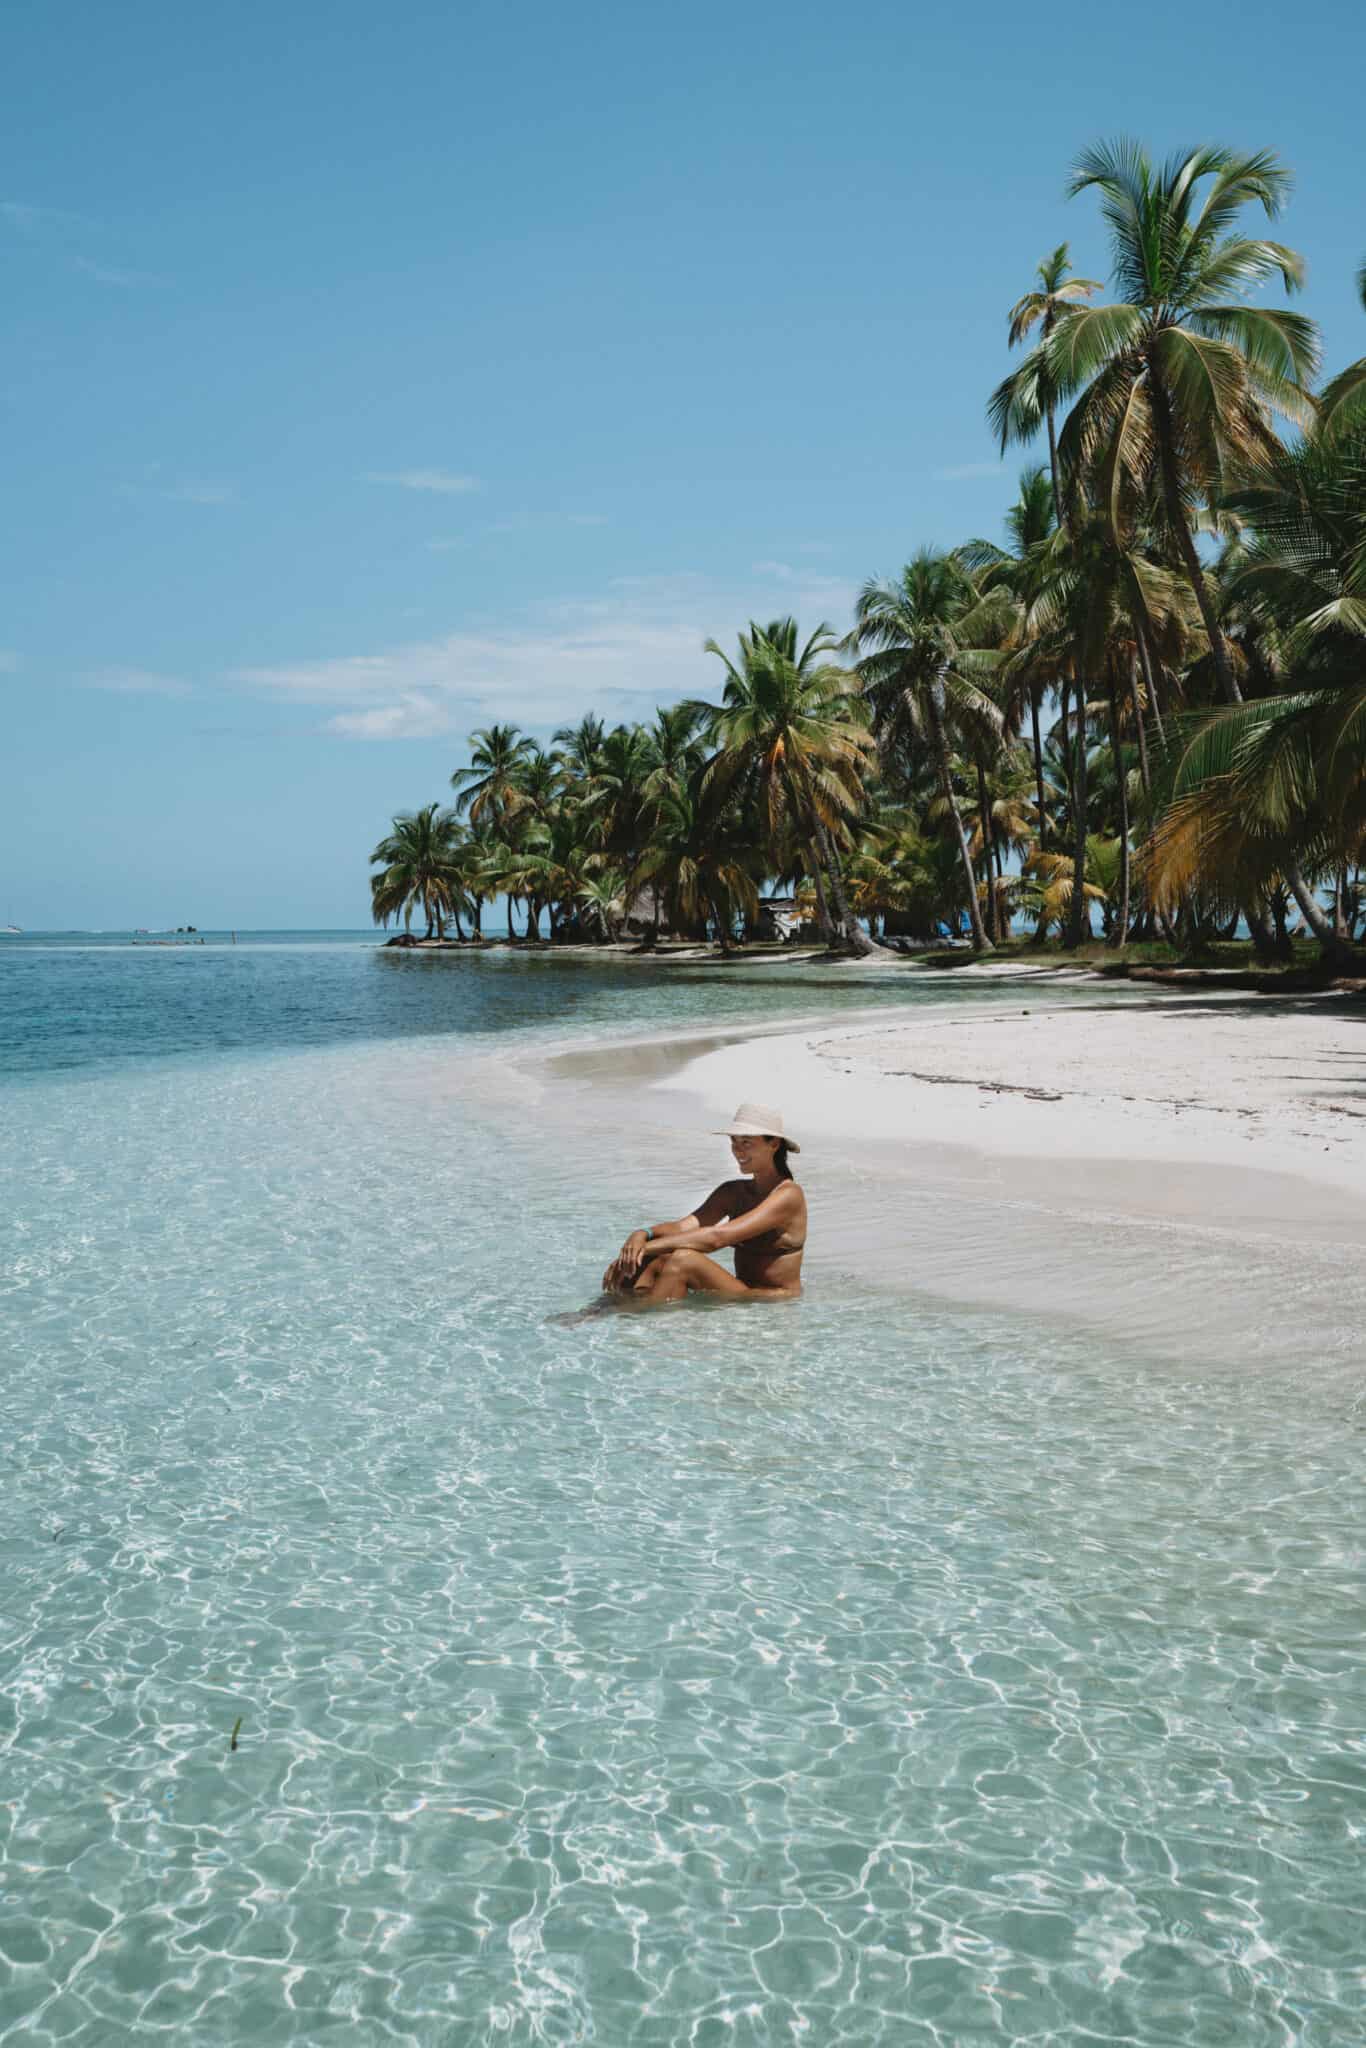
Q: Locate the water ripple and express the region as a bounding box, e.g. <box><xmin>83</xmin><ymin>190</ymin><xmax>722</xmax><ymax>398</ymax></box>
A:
<box><xmin>2</xmin><ymin>1039</ymin><xmax>1364</xmax><ymax>2044</ymax></box>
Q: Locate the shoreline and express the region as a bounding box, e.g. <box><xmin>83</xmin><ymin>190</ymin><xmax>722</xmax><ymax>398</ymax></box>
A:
<box><xmin>527</xmin><ymin>985</ymin><xmax>1366</xmax><ymax>1363</ymax></box>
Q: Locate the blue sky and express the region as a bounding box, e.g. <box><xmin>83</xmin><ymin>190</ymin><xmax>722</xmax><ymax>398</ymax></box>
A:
<box><xmin>5</xmin><ymin>0</ymin><xmax>1364</xmax><ymax>927</ymax></box>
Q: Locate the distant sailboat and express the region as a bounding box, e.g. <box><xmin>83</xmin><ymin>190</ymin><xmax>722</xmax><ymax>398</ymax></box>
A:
<box><xmin>1</xmin><ymin>910</ymin><xmax>20</xmax><ymax>934</ymax></box>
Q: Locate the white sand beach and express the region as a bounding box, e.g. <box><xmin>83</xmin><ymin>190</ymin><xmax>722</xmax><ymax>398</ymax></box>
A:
<box><xmin>535</xmin><ymin>985</ymin><xmax>1366</xmax><ymax>1363</ymax></box>
<box><xmin>665</xmin><ymin>991</ymin><xmax>1366</xmax><ymax>1211</ymax></box>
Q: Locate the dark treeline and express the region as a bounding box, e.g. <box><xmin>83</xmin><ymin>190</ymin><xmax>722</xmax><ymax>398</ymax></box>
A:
<box><xmin>371</xmin><ymin>140</ymin><xmax>1365</xmax><ymax>967</ymax></box>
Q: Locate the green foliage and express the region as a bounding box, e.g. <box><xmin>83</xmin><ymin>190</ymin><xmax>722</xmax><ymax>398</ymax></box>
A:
<box><xmin>368</xmin><ymin>148</ymin><xmax>1363</xmax><ymax>965</ymax></box>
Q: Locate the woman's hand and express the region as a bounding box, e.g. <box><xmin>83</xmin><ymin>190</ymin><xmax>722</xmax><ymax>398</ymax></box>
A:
<box><xmin>603</xmin><ymin>1230</ymin><xmax>649</xmax><ymax>1293</ymax></box>
<box><xmin>619</xmin><ymin>1229</ymin><xmax>649</xmax><ymax>1276</ymax></box>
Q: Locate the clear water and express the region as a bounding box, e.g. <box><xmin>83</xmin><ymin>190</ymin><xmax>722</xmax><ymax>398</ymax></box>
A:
<box><xmin>1</xmin><ymin>931</ymin><xmax>1094</xmax><ymax>1081</ymax></box>
<box><xmin>3</xmin><ymin>942</ymin><xmax>1363</xmax><ymax>2044</ymax></box>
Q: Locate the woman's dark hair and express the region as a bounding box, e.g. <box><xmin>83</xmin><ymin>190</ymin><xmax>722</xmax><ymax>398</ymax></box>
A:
<box><xmin>772</xmin><ymin>1139</ymin><xmax>794</xmax><ymax>1181</ymax></box>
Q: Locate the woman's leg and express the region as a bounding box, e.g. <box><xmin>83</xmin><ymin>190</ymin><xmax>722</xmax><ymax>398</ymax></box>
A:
<box><xmin>632</xmin><ymin>1249</ymin><xmax>791</xmax><ymax>1303</ymax></box>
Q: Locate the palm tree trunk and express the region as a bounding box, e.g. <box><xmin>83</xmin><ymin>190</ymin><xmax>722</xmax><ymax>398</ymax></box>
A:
<box><xmin>1269</xmin><ymin>885</ymin><xmax>1294</xmax><ymax>960</ymax></box>
<box><xmin>1030</xmin><ymin>687</ymin><xmax>1049</xmax><ymax>850</ymax></box>
<box><xmin>976</xmin><ymin>761</ymin><xmax>998</xmax><ymax>943</ymax></box>
<box><xmin>820</xmin><ymin>820</ymin><xmax>879</xmax><ymax>955</ymax></box>
<box><xmin>929</xmin><ymin>685</ymin><xmax>992</xmax><ymax>953</ymax></box>
<box><xmin>1046</xmin><ymin>406</ymin><xmax>1068</xmax><ymax>541</ymax></box>
<box><xmin>1105</xmin><ymin>665</ymin><xmax>1131</xmax><ymax>947</ymax></box>
<box><xmin>1287</xmin><ymin>869</ymin><xmax>1354</xmax><ymax>970</ymax></box>
<box><xmin>1128</xmin><ymin>653</ymin><xmax>1152</xmax><ymax>803</ymax></box>
<box><xmin>1064</xmin><ymin>678</ymin><xmax>1090</xmax><ymax>950</ymax></box>
<box><xmin>1131</xmin><ymin>606</ymin><xmax>1167</xmax><ymax>756</ymax></box>
<box><xmin>780</xmin><ymin>764</ymin><xmax>834</xmax><ymax>947</ymax></box>
<box><xmin>1041</xmin><ymin>320</ymin><xmax>1070</xmax><ymax>541</ymax></box>
<box><xmin>1148</xmin><ymin>365</ymin><xmax>1242</xmax><ymax>707</ymax></box>
<box><xmin>1128</xmin><ymin>654</ymin><xmax>1178</xmax><ymax>947</ymax></box>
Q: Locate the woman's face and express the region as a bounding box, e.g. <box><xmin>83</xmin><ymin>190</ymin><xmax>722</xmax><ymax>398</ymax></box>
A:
<box><xmin>730</xmin><ymin>1133</ymin><xmax>777</xmax><ymax>1174</ymax></box>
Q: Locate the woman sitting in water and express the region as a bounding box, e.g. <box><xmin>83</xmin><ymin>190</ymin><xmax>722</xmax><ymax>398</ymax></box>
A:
<box><xmin>603</xmin><ymin>1102</ymin><xmax>806</xmax><ymax>1303</ymax></box>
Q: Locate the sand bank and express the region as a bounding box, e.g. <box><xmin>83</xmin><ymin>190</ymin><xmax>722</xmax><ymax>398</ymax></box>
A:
<box><xmin>533</xmin><ymin>988</ymin><xmax>1366</xmax><ymax>1363</ymax></box>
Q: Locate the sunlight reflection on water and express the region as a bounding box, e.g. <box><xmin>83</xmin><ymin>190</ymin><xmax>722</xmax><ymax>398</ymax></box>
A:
<box><xmin>2</xmin><ymin>962</ymin><xmax>1364</xmax><ymax>2044</ymax></box>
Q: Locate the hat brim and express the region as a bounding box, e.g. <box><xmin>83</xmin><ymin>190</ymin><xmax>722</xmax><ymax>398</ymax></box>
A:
<box><xmin>713</xmin><ymin>1123</ymin><xmax>800</xmax><ymax>1154</ymax></box>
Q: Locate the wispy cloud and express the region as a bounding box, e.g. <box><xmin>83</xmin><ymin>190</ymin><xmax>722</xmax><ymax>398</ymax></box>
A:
<box><xmin>86</xmin><ymin>667</ymin><xmax>192</xmax><ymax>698</ymax></box>
<box><xmin>161</xmin><ymin>482</ymin><xmax>234</xmax><ymax>505</ymax></box>
<box><xmin>231</xmin><ymin>565</ymin><xmax>857</xmax><ymax>741</ymax></box>
<box><xmin>1</xmin><ymin>200</ymin><xmax>87</xmax><ymax>237</ymax></box>
<box><xmin>328</xmin><ymin>696</ymin><xmax>459</xmax><ymax>741</ymax></box>
<box><xmin>366</xmin><ymin>469</ymin><xmax>481</xmax><ymax>495</ymax></box>
<box><xmin>73</xmin><ymin>255</ymin><xmax>163</xmax><ymax>289</ymax></box>
<box><xmin>3</xmin><ymin>201</ymin><xmax>165</xmax><ymax>287</ymax></box>
<box><xmin>932</xmin><ymin>461</ymin><xmax>1005</xmax><ymax>482</ymax></box>
<box><xmin>119</xmin><ymin>474</ymin><xmax>235</xmax><ymax>507</ymax></box>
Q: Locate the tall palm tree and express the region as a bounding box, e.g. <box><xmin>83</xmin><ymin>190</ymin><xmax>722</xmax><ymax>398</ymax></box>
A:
<box><xmin>588</xmin><ymin>723</ymin><xmax>657</xmax><ymax>864</ymax></box>
<box><xmin>849</xmin><ymin>553</ymin><xmax>1007</xmax><ymax>953</ymax></box>
<box><xmin>1047</xmin><ymin>140</ymin><xmax>1319</xmax><ymax>709</ymax></box>
<box><xmin>1318</xmin><ymin>257</ymin><xmax>1366</xmax><ymax>441</ymax></box>
<box><xmin>990</xmin><ymin>244</ymin><xmax>1101</xmax><ymax>526</ymax></box>
<box><xmin>1150</xmin><ymin>421</ymin><xmax>1366</xmax><ymax>964</ymax></box>
<box><xmin>629</xmin><ymin>782</ymin><xmax>760</xmax><ymax>954</ymax></box>
<box><xmin>643</xmin><ymin>702</ymin><xmax>706</xmax><ymax>805</ymax></box>
<box><xmin>575</xmin><ymin>872</ymin><xmax>627</xmax><ymax>944</ymax></box>
<box><xmin>552</xmin><ymin>713</ymin><xmax>607</xmax><ymax>782</ymax></box>
<box><xmin>450</xmin><ymin>724</ymin><xmax>538</xmax><ymax>824</ymax></box>
<box><xmin>369</xmin><ymin>805</ymin><xmax>467</xmax><ymax>937</ymax></box>
<box><xmin>695</xmin><ymin>619</ymin><xmax>878</xmax><ymax>955</ymax></box>
<box><xmin>1007</xmin><ymin>510</ymin><xmax>1198</xmax><ymax>945</ymax></box>
<box><xmin>964</xmin><ymin>464</ymin><xmax>1058</xmax><ymax>846</ymax></box>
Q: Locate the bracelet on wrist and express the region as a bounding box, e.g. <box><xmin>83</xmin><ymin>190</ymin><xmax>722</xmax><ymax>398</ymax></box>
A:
<box><xmin>642</xmin><ymin>1225</ymin><xmax>654</xmax><ymax>1240</ymax></box>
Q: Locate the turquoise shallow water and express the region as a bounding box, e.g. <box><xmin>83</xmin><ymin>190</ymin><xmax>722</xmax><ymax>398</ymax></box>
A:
<box><xmin>3</xmin><ymin>942</ymin><xmax>1364</xmax><ymax>2044</ymax></box>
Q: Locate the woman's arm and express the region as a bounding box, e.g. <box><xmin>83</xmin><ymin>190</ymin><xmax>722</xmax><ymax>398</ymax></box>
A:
<box><xmin>636</xmin><ymin>1182</ymin><xmax>799</xmax><ymax>1260</ymax></box>
<box><xmin>604</xmin><ymin>1188</ymin><xmax>734</xmax><ymax>1289</ymax></box>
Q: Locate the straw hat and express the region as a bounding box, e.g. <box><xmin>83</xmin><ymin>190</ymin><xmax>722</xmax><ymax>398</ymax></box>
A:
<box><xmin>712</xmin><ymin>1101</ymin><xmax>801</xmax><ymax>1154</ymax></box>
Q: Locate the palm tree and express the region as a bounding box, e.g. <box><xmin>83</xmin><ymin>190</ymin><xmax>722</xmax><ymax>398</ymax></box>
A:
<box><xmin>1047</xmin><ymin>140</ymin><xmax>1318</xmax><ymax>710</ymax></box>
<box><xmin>695</xmin><ymin>620</ymin><xmax>878</xmax><ymax>955</ymax></box>
<box><xmin>989</xmin><ymin>244</ymin><xmax>1101</xmax><ymax>526</ymax></box>
<box><xmin>369</xmin><ymin>805</ymin><xmax>467</xmax><ymax>937</ymax></box>
<box><xmin>1019</xmin><ymin>847</ymin><xmax>1106</xmax><ymax>942</ymax></box>
<box><xmin>848</xmin><ymin>553</ymin><xmax>1007</xmax><ymax>953</ymax></box>
<box><xmin>1149</xmin><ymin>421</ymin><xmax>1366</xmax><ymax>964</ymax></box>
<box><xmin>552</xmin><ymin>713</ymin><xmax>607</xmax><ymax>782</ymax></box>
<box><xmin>964</xmin><ymin>465</ymin><xmax>1058</xmax><ymax>848</ymax></box>
<box><xmin>456</xmin><ymin>817</ymin><xmax>502</xmax><ymax>940</ymax></box>
<box><xmin>1318</xmin><ymin>257</ymin><xmax>1366</xmax><ymax>441</ymax></box>
<box><xmin>576</xmin><ymin>872</ymin><xmax>627</xmax><ymax>943</ymax></box>
<box><xmin>629</xmin><ymin>783</ymin><xmax>760</xmax><ymax>954</ymax></box>
<box><xmin>643</xmin><ymin>702</ymin><xmax>706</xmax><ymax>805</ymax></box>
<box><xmin>450</xmin><ymin>724</ymin><xmax>538</xmax><ymax>825</ymax></box>
<box><xmin>588</xmin><ymin>723</ymin><xmax>657</xmax><ymax>865</ymax></box>
<box><xmin>1006</xmin><ymin>510</ymin><xmax>1197</xmax><ymax>946</ymax></box>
